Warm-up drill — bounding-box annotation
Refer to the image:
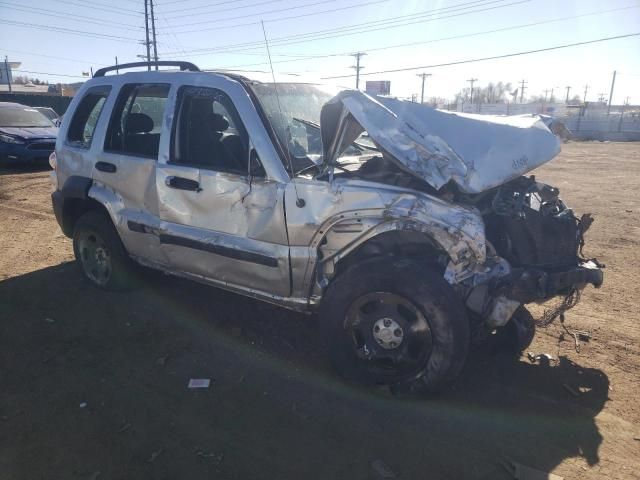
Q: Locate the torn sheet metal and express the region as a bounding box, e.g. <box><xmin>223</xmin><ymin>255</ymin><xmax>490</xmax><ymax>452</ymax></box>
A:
<box><xmin>320</xmin><ymin>90</ymin><xmax>561</xmax><ymax>194</ymax></box>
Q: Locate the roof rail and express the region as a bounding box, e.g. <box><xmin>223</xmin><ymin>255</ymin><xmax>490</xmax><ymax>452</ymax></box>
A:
<box><xmin>93</xmin><ymin>61</ymin><xmax>200</xmax><ymax>77</ymax></box>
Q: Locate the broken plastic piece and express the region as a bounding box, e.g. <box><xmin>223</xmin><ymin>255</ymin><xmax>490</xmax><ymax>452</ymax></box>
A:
<box><xmin>188</xmin><ymin>378</ymin><xmax>211</xmax><ymax>389</ymax></box>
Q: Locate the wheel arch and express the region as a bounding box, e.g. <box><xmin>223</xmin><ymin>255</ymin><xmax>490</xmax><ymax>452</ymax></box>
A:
<box><xmin>56</xmin><ymin>176</ymin><xmax>111</xmax><ymax>236</ymax></box>
<box><xmin>310</xmin><ymin>213</ymin><xmax>477</xmax><ymax>303</ymax></box>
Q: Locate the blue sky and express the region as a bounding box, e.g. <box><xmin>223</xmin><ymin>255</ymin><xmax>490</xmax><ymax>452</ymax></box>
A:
<box><xmin>1</xmin><ymin>0</ymin><xmax>639</xmax><ymax>103</ymax></box>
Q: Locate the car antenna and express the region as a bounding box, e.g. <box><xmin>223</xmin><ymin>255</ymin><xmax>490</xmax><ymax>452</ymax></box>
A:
<box><xmin>260</xmin><ymin>20</ymin><xmax>305</xmax><ymax>208</ymax></box>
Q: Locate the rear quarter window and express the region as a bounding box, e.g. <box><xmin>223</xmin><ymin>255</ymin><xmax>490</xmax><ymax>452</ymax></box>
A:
<box><xmin>67</xmin><ymin>85</ymin><xmax>112</xmax><ymax>148</ymax></box>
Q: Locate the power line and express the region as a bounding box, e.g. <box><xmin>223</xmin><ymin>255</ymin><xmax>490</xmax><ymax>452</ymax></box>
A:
<box><xmin>163</xmin><ymin>0</ymin><xmax>285</xmax><ymax>16</ymax></box>
<box><xmin>0</xmin><ymin>48</ymin><xmax>110</xmax><ymax>67</ymax></box>
<box><xmin>162</xmin><ymin>0</ymin><xmax>524</xmax><ymax>55</ymax></box>
<box><xmin>171</xmin><ymin>0</ymin><xmax>512</xmax><ymax>37</ymax></box>
<box><xmin>53</xmin><ymin>0</ymin><xmax>141</xmax><ymax>17</ymax></box>
<box><xmin>321</xmin><ymin>32</ymin><xmax>640</xmax><ymax>79</ymax></box>
<box><xmin>193</xmin><ymin>4</ymin><xmax>638</xmax><ymax>71</ymax></box>
<box><xmin>170</xmin><ymin>0</ymin><xmax>387</xmax><ymax>30</ymax></box>
<box><xmin>0</xmin><ymin>1</ymin><xmax>143</xmax><ymax>31</ymax></box>
<box><xmin>66</xmin><ymin>0</ymin><xmax>142</xmax><ymax>13</ymax></box>
<box><xmin>14</xmin><ymin>69</ymin><xmax>87</xmax><ymax>79</ymax></box>
<box><xmin>0</xmin><ymin>19</ymin><xmax>140</xmax><ymax>42</ymax></box>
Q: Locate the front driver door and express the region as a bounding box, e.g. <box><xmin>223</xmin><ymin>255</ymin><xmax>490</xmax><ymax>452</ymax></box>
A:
<box><xmin>156</xmin><ymin>85</ymin><xmax>290</xmax><ymax>297</ymax></box>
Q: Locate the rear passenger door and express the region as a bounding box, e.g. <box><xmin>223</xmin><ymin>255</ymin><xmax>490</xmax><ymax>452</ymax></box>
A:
<box><xmin>156</xmin><ymin>85</ymin><xmax>290</xmax><ymax>297</ymax></box>
<box><xmin>94</xmin><ymin>83</ymin><xmax>170</xmax><ymax>262</ymax></box>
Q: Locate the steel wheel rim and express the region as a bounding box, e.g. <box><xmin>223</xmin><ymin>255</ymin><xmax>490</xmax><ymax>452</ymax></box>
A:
<box><xmin>344</xmin><ymin>292</ymin><xmax>433</xmax><ymax>379</ymax></box>
<box><xmin>78</xmin><ymin>230</ymin><xmax>112</xmax><ymax>286</ymax></box>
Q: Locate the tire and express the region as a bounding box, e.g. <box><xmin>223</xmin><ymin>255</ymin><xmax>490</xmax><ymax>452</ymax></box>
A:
<box><xmin>72</xmin><ymin>210</ymin><xmax>138</xmax><ymax>290</ymax></box>
<box><xmin>319</xmin><ymin>256</ymin><xmax>470</xmax><ymax>393</ymax></box>
<box><xmin>494</xmin><ymin>306</ymin><xmax>536</xmax><ymax>355</ymax></box>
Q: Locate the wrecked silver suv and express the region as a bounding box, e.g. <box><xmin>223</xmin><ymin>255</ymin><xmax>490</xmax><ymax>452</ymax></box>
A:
<box><xmin>51</xmin><ymin>61</ymin><xmax>603</xmax><ymax>392</ymax></box>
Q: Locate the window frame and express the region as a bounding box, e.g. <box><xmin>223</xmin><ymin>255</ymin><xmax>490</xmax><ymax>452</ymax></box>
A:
<box><xmin>103</xmin><ymin>82</ymin><xmax>170</xmax><ymax>160</ymax></box>
<box><xmin>65</xmin><ymin>85</ymin><xmax>112</xmax><ymax>149</ymax></box>
<box><xmin>169</xmin><ymin>85</ymin><xmax>252</xmax><ymax>175</ymax></box>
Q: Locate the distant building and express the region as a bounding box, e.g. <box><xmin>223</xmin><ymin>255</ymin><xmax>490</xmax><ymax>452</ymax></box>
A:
<box><xmin>366</xmin><ymin>80</ymin><xmax>391</xmax><ymax>96</ymax></box>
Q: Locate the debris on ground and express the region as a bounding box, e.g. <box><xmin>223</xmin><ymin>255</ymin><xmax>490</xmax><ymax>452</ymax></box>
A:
<box><xmin>117</xmin><ymin>422</ymin><xmax>131</xmax><ymax>434</ymax></box>
<box><xmin>196</xmin><ymin>451</ymin><xmax>224</xmax><ymax>465</ymax></box>
<box><xmin>156</xmin><ymin>355</ymin><xmax>169</xmax><ymax>366</ymax></box>
<box><xmin>371</xmin><ymin>459</ymin><xmax>397</xmax><ymax>479</ymax></box>
<box><xmin>79</xmin><ymin>402</ymin><xmax>87</xmax><ymax>409</ymax></box>
<box><xmin>527</xmin><ymin>353</ymin><xmax>556</xmax><ymax>365</ymax></box>
<box><xmin>187</xmin><ymin>379</ymin><xmax>210</xmax><ymax>389</ymax></box>
<box><xmin>560</xmin><ymin>320</ymin><xmax>592</xmax><ymax>353</ymax></box>
<box><xmin>563</xmin><ymin>384</ymin><xmax>580</xmax><ymax>397</ymax></box>
<box><xmin>500</xmin><ymin>459</ymin><xmax>563</xmax><ymax>480</ymax></box>
<box><xmin>44</xmin><ymin>317</ymin><xmax>55</xmax><ymax>323</ymax></box>
<box><xmin>147</xmin><ymin>449</ymin><xmax>163</xmax><ymax>463</ymax></box>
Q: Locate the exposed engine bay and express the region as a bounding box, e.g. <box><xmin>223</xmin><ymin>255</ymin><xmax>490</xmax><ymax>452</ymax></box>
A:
<box><xmin>332</xmin><ymin>153</ymin><xmax>603</xmax><ymax>328</ymax></box>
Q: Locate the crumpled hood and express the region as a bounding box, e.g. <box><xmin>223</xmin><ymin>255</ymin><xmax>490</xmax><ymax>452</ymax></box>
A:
<box><xmin>0</xmin><ymin>126</ymin><xmax>58</xmax><ymax>140</ymax></box>
<box><xmin>320</xmin><ymin>90</ymin><xmax>561</xmax><ymax>194</ymax></box>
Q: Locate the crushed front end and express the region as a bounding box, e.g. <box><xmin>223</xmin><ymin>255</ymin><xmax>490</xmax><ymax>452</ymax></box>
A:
<box><xmin>457</xmin><ymin>175</ymin><xmax>604</xmax><ymax>329</ymax></box>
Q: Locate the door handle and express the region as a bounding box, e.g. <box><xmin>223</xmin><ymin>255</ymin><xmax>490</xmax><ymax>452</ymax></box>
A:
<box><xmin>95</xmin><ymin>161</ymin><xmax>117</xmax><ymax>173</ymax></box>
<box><xmin>165</xmin><ymin>176</ymin><xmax>202</xmax><ymax>192</ymax></box>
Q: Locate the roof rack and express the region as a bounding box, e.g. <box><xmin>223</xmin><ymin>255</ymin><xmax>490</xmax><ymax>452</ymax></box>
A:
<box><xmin>93</xmin><ymin>61</ymin><xmax>200</xmax><ymax>78</ymax></box>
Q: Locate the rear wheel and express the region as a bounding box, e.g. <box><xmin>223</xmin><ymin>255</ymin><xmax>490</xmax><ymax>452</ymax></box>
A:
<box><xmin>73</xmin><ymin>210</ymin><xmax>138</xmax><ymax>290</ymax></box>
<box><xmin>319</xmin><ymin>257</ymin><xmax>470</xmax><ymax>393</ymax></box>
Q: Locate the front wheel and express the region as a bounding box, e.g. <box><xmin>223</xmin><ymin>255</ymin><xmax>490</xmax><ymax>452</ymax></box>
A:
<box><xmin>319</xmin><ymin>257</ymin><xmax>470</xmax><ymax>393</ymax></box>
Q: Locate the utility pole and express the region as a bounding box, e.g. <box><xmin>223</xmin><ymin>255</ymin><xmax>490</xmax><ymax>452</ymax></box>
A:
<box><xmin>467</xmin><ymin>78</ymin><xmax>477</xmax><ymax>104</ymax></box>
<box><xmin>598</xmin><ymin>92</ymin><xmax>607</xmax><ymax>103</ymax></box>
<box><xmin>583</xmin><ymin>84</ymin><xmax>589</xmax><ymax>104</ymax></box>
<box><xmin>4</xmin><ymin>56</ymin><xmax>11</xmax><ymax>93</ymax></box>
<box><xmin>417</xmin><ymin>73</ymin><xmax>431</xmax><ymax>104</ymax></box>
<box><xmin>565</xmin><ymin>86</ymin><xmax>571</xmax><ymax>103</ymax></box>
<box><xmin>150</xmin><ymin>0</ymin><xmax>158</xmax><ymax>70</ymax></box>
<box><xmin>144</xmin><ymin>0</ymin><xmax>151</xmax><ymax>70</ymax></box>
<box><xmin>543</xmin><ymin>89</ymin><xmax>550</xmax><ymax>103</ymax></box>
<box><xmin>607</xmin><ymin>70</ymin><xmax>617</xmax><ymax>114</ymax></box>
<box><xmin>351</xmin><ymin>52</ymin><xmax>366</xmax><ymax>89</ymax></box>
<box><xmin>519</xmin><ymin>79</ymin><xmax>527</xmax><ymax>103</ymax></box>
<box><xmin>115</xmin><ymin>56</ymin><xmax>119</xmax><ymax>74</ymax></box>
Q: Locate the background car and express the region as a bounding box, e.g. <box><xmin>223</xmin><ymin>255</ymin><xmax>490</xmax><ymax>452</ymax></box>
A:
<box><xmin>0</xmin><ymin>102</ymin><xmax>58</xmax><ymax>167</ymax></box>
<box><xmin>33</xmin><ymin>106</ymin><xmax>61</xmax><ymax>126</ymax></box>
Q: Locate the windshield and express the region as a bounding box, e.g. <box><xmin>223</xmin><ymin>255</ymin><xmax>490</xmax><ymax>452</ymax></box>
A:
<box><xmin>249</xmin><ymin>82</ymin><xmax>376</xmax><ymax>173</ymax></box>
<box><xmin>0</xmin><ymin>106</ymin><xmax>54</xmax><ymax>128</ymax></box>
<box><xmin>250</xmin><ymin>83</ymin><xmax>333</xmax><ymax>162</ymax></box>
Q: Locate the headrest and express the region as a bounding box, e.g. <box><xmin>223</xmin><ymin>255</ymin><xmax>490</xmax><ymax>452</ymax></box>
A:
<box><xmin>209</xmin><ymin>113</ymin><xmax>229</xmax><ymax>132</ymax></box>
<box><xmin>125</xmin><ymin>113</ymin><xmax>153</xmax><ymax>134</ymax></box>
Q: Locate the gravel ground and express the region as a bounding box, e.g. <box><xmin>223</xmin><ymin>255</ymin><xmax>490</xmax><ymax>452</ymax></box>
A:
<box><xmin>0</xmin><ymin>142</ymin><xmax>638</xmax><ymax>480</ymax></box>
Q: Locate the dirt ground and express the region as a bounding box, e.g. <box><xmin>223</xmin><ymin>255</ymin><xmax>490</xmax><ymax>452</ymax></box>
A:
<box><xmin>0</xmin><ymin>142</ymin><xmax>639</xmax><ymax>480</ymax></box>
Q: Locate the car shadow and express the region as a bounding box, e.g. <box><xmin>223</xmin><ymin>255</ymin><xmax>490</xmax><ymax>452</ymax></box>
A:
<box><xmin>0</xmin><ymin>162</ymin><xmax>51</xmax><ymax>176</ymax></box>
<box><xmin>0</xmin><ymin>262</ymin><xmax>609</xmax><ymax>480</ymax></box>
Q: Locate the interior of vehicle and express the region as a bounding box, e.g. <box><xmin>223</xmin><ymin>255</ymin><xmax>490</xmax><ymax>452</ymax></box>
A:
<box><xmin>174</xmin><ymin>88</ymin><xmax>248</xmax><ymax>173</ymax></box>
<box><xmin>104</xmin><ymin>83</ymin><xmax>169</xmax><ymax>158</ymax></box>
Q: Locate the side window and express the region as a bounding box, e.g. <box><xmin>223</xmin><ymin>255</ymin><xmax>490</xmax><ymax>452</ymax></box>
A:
<box><xmin>172</xmin><ymin>86</ymin><xmax>250</xmax><ymax>174</ymax></box>
<box><xmin>67</xmin><ymin>86</ymin><xmax>111</xmax><ymax>148</ymax></box>
<box><xmin>104</xmin><ymin>83</ymin><xmax>170</xmax><ymax>159</ymax></box>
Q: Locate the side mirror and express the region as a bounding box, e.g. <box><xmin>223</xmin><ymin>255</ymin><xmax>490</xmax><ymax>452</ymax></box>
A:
<box><xmin>249</xmin><ymin>149</ymin><xmax>265</xmax><ymax>178</ymax></box>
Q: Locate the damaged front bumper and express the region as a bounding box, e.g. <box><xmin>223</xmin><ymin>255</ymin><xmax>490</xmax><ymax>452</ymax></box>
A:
<box><xmin>473</xmin><ymin>260</ymin><xmax>603</xmax><ymax>328</ymax></box>
<box><xmin>495</xmin><ymin>260</ymin><xmax>603</xmax><ymax>305</ymax></box>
